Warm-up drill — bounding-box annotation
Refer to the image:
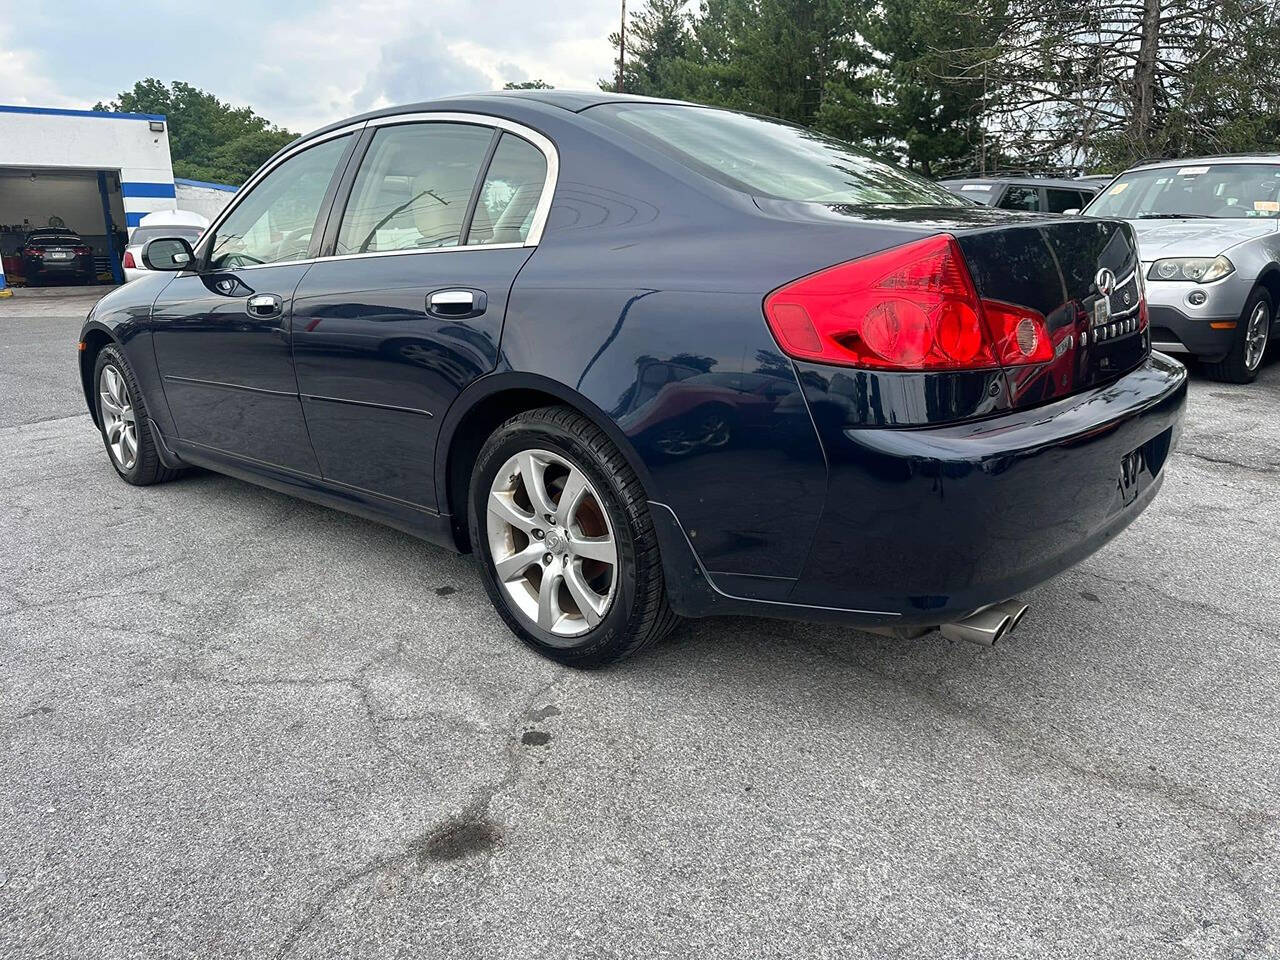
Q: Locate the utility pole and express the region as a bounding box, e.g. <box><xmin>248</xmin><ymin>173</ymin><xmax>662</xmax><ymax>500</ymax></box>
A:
<box><xmin>617</xmin><ymin>0</ymin><xmax>626</xmax><ymax>93</ymax></box>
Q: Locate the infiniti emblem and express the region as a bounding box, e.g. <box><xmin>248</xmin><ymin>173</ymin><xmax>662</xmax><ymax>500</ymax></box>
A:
<box><xmin>1095</xmin><ymin>268</ymin><xmax>1116</xmax><ymax>296</ymax></box>
<box><xmin>544</xmin><ymin>529</ymin><xmax>565</xmax><ymax>553</ymax></box>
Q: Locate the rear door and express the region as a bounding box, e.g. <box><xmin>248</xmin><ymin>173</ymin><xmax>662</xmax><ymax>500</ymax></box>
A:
<box><xmin>291</xmin><ymin>118</ymin><xmax>552</xmax><ymax>510</ymax></box>
<box><xmin>150</xmin><ymin>132</ymin><xmax>357</xmax><ymax>473</ymax></box>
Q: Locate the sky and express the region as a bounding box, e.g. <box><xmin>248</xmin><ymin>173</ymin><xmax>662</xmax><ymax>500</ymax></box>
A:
<box><xmin>0</xmin><ymin>1</ymin><xmax>621</xmax><ymax>133</ymax></box>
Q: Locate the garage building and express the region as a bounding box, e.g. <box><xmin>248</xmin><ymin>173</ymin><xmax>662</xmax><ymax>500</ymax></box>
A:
<box><xmin>0</xmin><ymin>104</ymin><xmax>236</xmax><ymax>287</ymax></box>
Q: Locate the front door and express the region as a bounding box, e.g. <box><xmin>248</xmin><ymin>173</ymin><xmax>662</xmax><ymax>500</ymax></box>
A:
<box><xmin>291</xmin><ymin>122</ymin><xmax>549</xmax><ymax>509</ymax></box>
<box><xmin>151</xmin><ymin>133</ymin><xmax>355</xmax><ymax>474</ymax></box>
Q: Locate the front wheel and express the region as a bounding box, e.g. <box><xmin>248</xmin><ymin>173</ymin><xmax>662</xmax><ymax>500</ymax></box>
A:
<box><xmin>94</xmin><ymin>345</ymin><xmax>182</xmax><ymax>486</ymax></box>
<box><xmin>1205</xmin><ymin>288</ymin><xmax>1271</xmax><ymax>383</ymax></box>
<box><xmin>468</xmin><ymin>406</ymin><xmax>679</xmax><ymax>667</ymax></box>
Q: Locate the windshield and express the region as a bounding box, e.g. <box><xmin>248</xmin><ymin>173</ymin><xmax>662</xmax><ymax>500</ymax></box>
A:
<box><xmin>129</xmin><ymin>225</ymin><xmax>205</xmax><ymax>245</ymax></box>
<box><xmin>1085</xmin><ymin>163</ymin><xmax>1280</xmax><ymax>219</ymax></box>
<box><xmin>591</xmin><ymin>103</ymin><xmax>964</xmax><ymax>207</ymax></box>
<box><xmin>943</xmin><ymin>182</ymin><xmax>997</xmax><ymax>205</ymax></box>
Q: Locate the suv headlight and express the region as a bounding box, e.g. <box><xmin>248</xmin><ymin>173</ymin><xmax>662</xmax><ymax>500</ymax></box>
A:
<box><xmin>1147</xmin><ymin>256</ymin><xmax>1235</xmax><ymax>283</ymax></box>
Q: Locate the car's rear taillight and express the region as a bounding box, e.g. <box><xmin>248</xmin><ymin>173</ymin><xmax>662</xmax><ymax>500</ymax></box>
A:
<box><xmin>74</xmin><ymin>245</ymin><xmax>91</xmax><ymax>256</ymax></box>
<box><xmin>26</xmin><ymin>248</ymin><xmax>42</xmax><ymax>258</ymax></box>
<box><xmin>122</xmin><ymin>251</ymin><xmax>136</xmax><ymax>269</ymax></box>
<box><xmin>764</xmin><ymin>234</ymin><xmax>1053</xmax><ymax>370</ymax></box>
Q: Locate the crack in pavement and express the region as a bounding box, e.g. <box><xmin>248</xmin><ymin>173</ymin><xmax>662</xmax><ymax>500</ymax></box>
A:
<box><xmin>271</xmin><ymin>667</ymin><xmax>572</xmax><ymax>959</ymax></box>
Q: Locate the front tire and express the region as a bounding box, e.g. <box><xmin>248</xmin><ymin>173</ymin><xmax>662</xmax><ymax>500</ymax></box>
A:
<box><xmin>1205</xmin><ymin>288</ymin><xmax>1271</xmax><ymax>383</ymax></box>
<box><xmin>94</xmin><ymin>345</ymin><xmax>181</xmax><ymax>486</ymax></box>
<box><xmin>468</xmin><ymin>406</ymin><xmax>678</xmax><ymax>667</ymax></box>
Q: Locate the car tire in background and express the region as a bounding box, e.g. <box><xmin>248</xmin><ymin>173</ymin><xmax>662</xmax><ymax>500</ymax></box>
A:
<box><xmin>468</xmin><ymin>405</ymin><xmax>679</xmax><ymax>667</ymax></box>
<box><xmin>93</xmin><ymin>345</ymin><xmax>182</xmax><ymax>486</ymax></box>
<box><xmin>1205</xmin><ymin>288</ymin><xmax>1272</xmax><ymax>384</ymax></box>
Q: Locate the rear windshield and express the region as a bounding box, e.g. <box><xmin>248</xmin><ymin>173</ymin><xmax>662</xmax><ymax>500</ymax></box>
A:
<box><xmin>591</xmin><ymin>103</ymin><xmax>964</xmax><ymax>207</ymax></box>
<box><xmin>130</xmin><ymin>225</ymin><xmax>205</xmax><ymax>245</ymax></box>
<box><xmin>1086</xmin><ymin>163</ymin><xmax>1280</xmax><ymax>219</ymax></box>
<box><xmin>26</xmin><ymin>235</ymin><xmax>81</xmax><ymax>247</ymax></box>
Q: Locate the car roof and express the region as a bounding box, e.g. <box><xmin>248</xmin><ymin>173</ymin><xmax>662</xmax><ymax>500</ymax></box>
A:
<box><xmin>1127</xmin><ymin>154</ymin><xmax>1280</xmax><ymax>172</ymax></box>
<box><xmin>940</xmin><ymin>176</ymin><xmax>1098</xmax><ymax>191</ymax></box>
<box><xmin>285</xmin><ymin>90</ymin><xmax>776</xmax><ymax>162</ymax></box>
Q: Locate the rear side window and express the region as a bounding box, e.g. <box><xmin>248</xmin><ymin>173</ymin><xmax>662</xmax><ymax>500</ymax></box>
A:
<box><xmin>467</xmin><ymin>133</ymin><xmax>547</xmax><ymax>245</ymax></box>
<box><xmin>336</xmin><ymin>123</ymin><xmax>493</xmax><ymax>255</ymax></box>
<box><xmin>999</xmin><ymin>186</ymin><xmax>1042</xmax><ymax>211</ymax></box>
<box><xmin>207</xmin><ymin>135</ymin><xmax>350</xmax><ymax>269</ymax></box>
<box><xmin>1046</xmin><ymin>189</ymin><xmax>1088</xmax><ymax>213</ymax></box>
<box><xmin>591</xmin><ymin>103</ymin><xmax>963</xmax><ymax>207</ymax></box>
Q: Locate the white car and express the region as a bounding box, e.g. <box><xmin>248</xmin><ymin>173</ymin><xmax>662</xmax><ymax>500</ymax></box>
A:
<box><xmin>123</xmin><ymin>210</ymin><xmax>208</xmax><ymax>282</ymax></box>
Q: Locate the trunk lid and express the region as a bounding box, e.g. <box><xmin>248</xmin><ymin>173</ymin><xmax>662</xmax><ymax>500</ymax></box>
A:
<box><xmin>955</xmin><ymin>216</ymin><xmax>1148</xmax><ymax>408</ymax></box>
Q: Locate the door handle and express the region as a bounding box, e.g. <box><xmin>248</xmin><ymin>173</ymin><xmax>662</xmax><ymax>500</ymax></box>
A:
<box><xmin>246</xmin><ymin>293</ymin><xmax>283</xmax><ymax>319</ymax></box>
<box><xmin>426</xmin><ymin>288</ymin><xmax>487</xmax><ymax>320</ymax></box>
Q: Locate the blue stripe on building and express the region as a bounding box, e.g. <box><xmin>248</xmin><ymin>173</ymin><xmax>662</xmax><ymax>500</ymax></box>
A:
<box><xmin>121</xmin><ymin>181</ymin><xmax>177</xmax><ymax>199</ymax></box>
<box><xmin>0</xmin><ymin>104</ymin><xmax>167</xmax><ymax>123</ymax></box>
<box><xmin>125</xmin><ymin>212</ymin><xmax>149</xmax><ymax>227</ymax></box>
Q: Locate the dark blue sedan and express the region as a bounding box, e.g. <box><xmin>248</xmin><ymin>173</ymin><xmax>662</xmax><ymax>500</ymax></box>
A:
<box><xmin>78</xmin><ymin>91</ymin><xmax>1187</xmax><ymax>665</ymax></box>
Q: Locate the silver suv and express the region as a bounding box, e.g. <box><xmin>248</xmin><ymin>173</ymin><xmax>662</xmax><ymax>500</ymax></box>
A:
<box><xmin>1083</xmin><ymin>156</ymin><xmax>1280</xmax><ymax>382</ymax></box>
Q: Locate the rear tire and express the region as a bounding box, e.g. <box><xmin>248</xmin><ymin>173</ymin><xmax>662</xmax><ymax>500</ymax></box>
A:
<box><xmin>94</xmin><ymin>344</ymin><xmax>182</xmax><ymax>486</ymax></box>
<box><xmin>468</xmin><ymin>406</ymin><xmax>679</xmax><ymax>667</ymax></box>
<box><xmin>1205</xmin><ymin>288</ymin><xmax>1271</xmax><ymax>383</ymax></box>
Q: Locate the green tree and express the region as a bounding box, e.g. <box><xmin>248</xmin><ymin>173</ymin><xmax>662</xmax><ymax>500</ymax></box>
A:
<box><xmin>601</xmin><ymin>0</ymin><xmax>695</xmax><ymax>96</ymax></box>
<box><xmin>95</xmin><ymin>79</ymin><xmax>297</xmax><ymax>185</ymax></box>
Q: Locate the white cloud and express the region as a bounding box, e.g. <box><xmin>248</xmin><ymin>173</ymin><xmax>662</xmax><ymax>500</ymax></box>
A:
<box><xmin>0</xmin><ymin>0</ymin><xmax>619</xmax><ymax>133</ymax></box>
<box><xmin>0</xmin><ymin>47</ymin><xmax>81</xmax><ymax>109</ymax></box>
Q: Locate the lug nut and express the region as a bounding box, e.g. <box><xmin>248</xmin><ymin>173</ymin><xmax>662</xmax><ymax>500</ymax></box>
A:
<box><xmin>543</xmin><ymin>553</ymin><xmax>553</xmax><ymax>565</ymax></box>
<box><xmin>533</xmin><ymin>529</ymin><xmax>544</xmax><ymax>540</ymax></box>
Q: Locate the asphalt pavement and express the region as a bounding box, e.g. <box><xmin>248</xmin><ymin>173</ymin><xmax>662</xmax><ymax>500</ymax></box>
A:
<box><xmin>2</xmin><ymin>288</ymin><xmax>1278</xmax><ymax>959</ymax></box>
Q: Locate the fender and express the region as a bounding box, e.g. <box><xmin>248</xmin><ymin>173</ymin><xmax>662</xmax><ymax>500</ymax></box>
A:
<box><xmin>431</xmin><ymin>367</ymin><xmax>658</xmax><ymax>524</ymax></box>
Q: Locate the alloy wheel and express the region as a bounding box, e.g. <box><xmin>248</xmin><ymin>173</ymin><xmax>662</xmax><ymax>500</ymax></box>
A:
<box><xmin>486</xmin><ymin>448</ymin><xmax>618</xmax><ymax>643</ymax></box>
<box><xmin>1245</xmin><ymin>300</ymin><xmax>1270</xmax><ymax>371</ymax></box>
<box><xmin>99</xmin><ymin>364</ymin><xmax>138</xmax><ymax>471</ymax></box>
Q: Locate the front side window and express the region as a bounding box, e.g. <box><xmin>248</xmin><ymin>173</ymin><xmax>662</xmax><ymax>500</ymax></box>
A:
<box><xmin>207</xmin><ymin>135</ymin><xmax>350</xmax><ymax>269</ymax></box>
<box><xmin>590</xmin><ymin>103</ymin><xmax>964</xmax><ymax>207</ymax></box>
<box><xmin>467</xmin><ymin>133</ymin><xmax>547</xmax><ymax>245</ymax></box>
<box><xmin>1085</xmin><ymin>163</ymin><xmax>1280</xmax><ymax>219</ymax></box>
<box><xmin>336</xmin><ymin>123</ymin><xmax>493</xmax><ymax>255</ymax></box>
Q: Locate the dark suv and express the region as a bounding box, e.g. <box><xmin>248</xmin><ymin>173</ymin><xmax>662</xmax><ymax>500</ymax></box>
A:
<box><xmin>941</xmin><ymin>176</ymin><xmax>1100</xmax><ymax>214</ymax></box>
<box><xmin>20</xmin><ymin>228</ymin><xmax>96</xmax><ymax>285</ymax></box>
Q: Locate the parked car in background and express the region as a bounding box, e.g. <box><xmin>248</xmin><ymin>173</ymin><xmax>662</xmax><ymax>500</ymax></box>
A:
<box><xmin>19</xmin><ymin>228</ymin><xmax>95</xmax><ymax>285</ymax></box>
<box><xmin>1083</xmin><ymin>155</ymin><xmax>1280</xmax><ymax>382</ymax></box>
<box><xmin>940</xmin><ymin>175</ymin><xmax>1100</xmax><ymax>213</ymax></box>
<box><xmin>122</xmin><ymin>210</ymin><xmax>208</xmax><ymax>282</ymax></box>
<box><xmin>78</xmin><ymin>91</ymin><xmax>1186</xmax><ymax>666</ymax></box>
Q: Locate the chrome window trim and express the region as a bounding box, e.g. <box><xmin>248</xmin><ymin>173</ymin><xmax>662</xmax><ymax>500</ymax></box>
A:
<box><xmin>192</xmin><ymin>111</ymin><xmax>558</xmax><ymax>274</ymax></box>
<box><xmin>193</xmin><ymin>122</ymin><xmax>367</xmax><ymax>266</ymax></box>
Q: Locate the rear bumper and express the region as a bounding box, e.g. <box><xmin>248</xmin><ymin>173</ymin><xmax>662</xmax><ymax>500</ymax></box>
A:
<box><xmin>656</xmin><ymin>353</ymin><xmax>1187</xmax><ymax>627</ymax></box>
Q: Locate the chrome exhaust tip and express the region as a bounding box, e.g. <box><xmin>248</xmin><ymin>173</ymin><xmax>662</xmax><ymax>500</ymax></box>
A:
<box><xmin>990</xmin><ymin>600</ymin><xmax>1031</xmax><ymax>632</ymax></box>
<box><xmin>939</xmin><ymin>608</ymin><xmax>1014</xmax><ymax>646</ymax></box>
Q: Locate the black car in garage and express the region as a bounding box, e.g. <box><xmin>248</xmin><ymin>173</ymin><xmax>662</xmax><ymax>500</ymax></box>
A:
<box><xmin>20</xmin><ymin>228</ymin><xmax>96</xmax><ymax>285</ymax></box>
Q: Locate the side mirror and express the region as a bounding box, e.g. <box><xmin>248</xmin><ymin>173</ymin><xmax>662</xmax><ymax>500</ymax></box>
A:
<box><xmin>140</xmin><ymin>236</ymin><xmax>195</xmax><ymax>271</ymax></box>
<box><xmin>1062</xmin><ymin>208</ymin><xmax>1082</xmax><ymax>216</ymax></box>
